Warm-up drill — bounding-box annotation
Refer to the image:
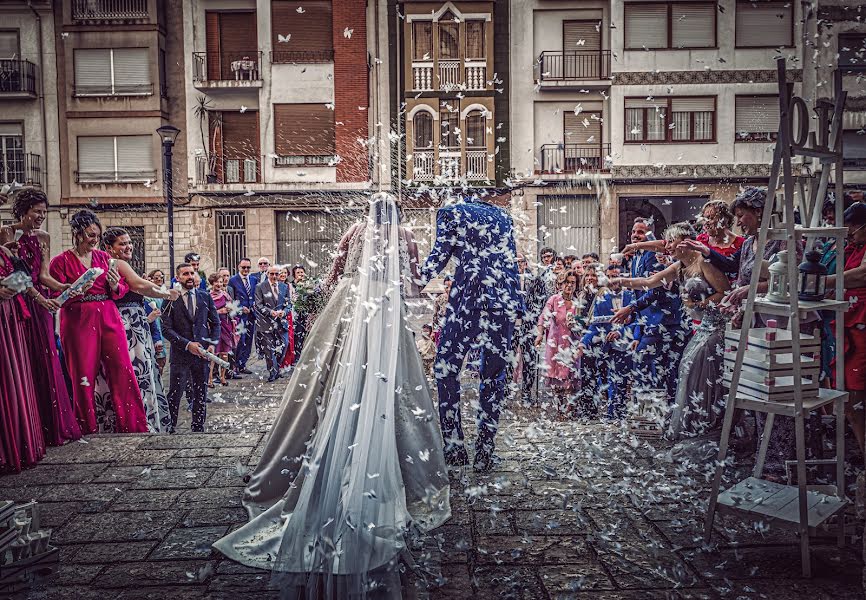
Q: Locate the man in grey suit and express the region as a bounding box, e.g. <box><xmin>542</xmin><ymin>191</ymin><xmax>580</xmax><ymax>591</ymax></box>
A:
<box><xmin>254</xmin><ymin>266</ymin><xmax>290</xmax><ymax>382</ymax></box>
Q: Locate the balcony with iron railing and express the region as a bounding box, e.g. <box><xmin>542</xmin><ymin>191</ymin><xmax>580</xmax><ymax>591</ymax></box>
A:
<box><xmin>193</xmin><ymin>51</ymin><xmax>263</xmax><ymax>89</ymax></box>
<box><xmin>1</xmin><ymin>153</ymin><xmax>42</xmax><ymax>187</ymax></box>
<box><xmin>0</xmin><ymin>59</ymin><xmax>38</xmax><ymax>98</ymax></box>
<box><xmin>194</xmin><ymin>154</ymin><xmax>261</xmax><ymax>186</ymax></box>
<box><xmin>537</xmin><ymin>51</ymin><xmax>612</xmax><ymax>87</ymax></box>
<box><xmin>72</xmin><ymin>0</ymin><xmax>150</xmax><ymax>23</ymax></box>
<box><xmin>410</xmin><ymin>147</ymin><xmax>492</xmax><ymax>183</ymax></box>
<box><xmin>411</xmin><ymin>59</ymin><xmax>489</xmax><ymax>92</ymax></box>
<box><xmin>540</xmin><ymin>144</ymin><xmax>611</xmax><ymax>176</ymax></box>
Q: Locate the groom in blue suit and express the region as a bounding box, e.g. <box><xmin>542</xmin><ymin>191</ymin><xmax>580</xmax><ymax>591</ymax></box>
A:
<box><xmin>227</xmin><ymin>257</ymin><xmax>259</xmax><ymax>374</ymax></box>
<box><xmin>421</xmin><ymin>194</ymin><xmax>523</xmax><ymax>473</ymax></box>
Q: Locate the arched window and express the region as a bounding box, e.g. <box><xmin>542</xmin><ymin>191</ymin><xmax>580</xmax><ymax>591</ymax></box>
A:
<box><xmin>465</xmin><ymin>110</ymin><xmax>486</xmax><ymax>148</ymax></box>
<box><xmin>413</xmin><ymin>112</ymin><xmax>433</xmax><ymax>149</ymax></box>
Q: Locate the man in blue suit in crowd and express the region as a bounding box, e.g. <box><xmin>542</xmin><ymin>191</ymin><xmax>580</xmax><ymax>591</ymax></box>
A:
<box><xmin>227</xmin><ymin>257</ymin><xmax>258</xmax><ymax>374</ymax></box>
<box><xmin>421</xmin><ymin>193</ymin><xmax>523</xmax><ymax>473</ymax></box>
<box><xmin>162</xmin><ymin>263</ymin><xmax>220</xmax><ymax>433</ymax></box>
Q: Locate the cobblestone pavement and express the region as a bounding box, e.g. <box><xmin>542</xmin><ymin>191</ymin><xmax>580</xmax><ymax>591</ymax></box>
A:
<box><xmin>2</xmin><ymin>361</ymin><xmax>863</xmax><ymax>600</ymax></box>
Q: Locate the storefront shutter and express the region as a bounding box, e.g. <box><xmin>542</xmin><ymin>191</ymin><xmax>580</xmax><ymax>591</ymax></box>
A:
<box><xmin>274</xmin><ymin>104</ymin><xmax>335</xmax><ymax>156</ymax></box>
<box><xmin>624</xmin><ymin>4</ymin><xmax>667</xmax><ymax>49</ymax></box>
<box><xmin>671</xmin><ymin>3</ymin><xmax>715</xmax><ymax>48</ymax></box>
<box><xmin>735</xmin><ymin>1</ymin><xmax>793</xmax><ymax>47</ymax></box>
<box><xmin>74</xmin><ymin>49</ymin><xmax>111</xmax><ymax>93</ymax></box>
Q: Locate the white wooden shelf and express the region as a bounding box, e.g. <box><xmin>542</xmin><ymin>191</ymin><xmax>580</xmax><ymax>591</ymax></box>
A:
<box><xmin>716</xmin><ymin>477</ymin><xmax>848</xmax><ymax>530</ymax></box>
<box><xmin>729</xmin><ymin>388</ymin><xmax>848</xmax><ymax>418</ymax></box>
<box><xmin>754</xmin><ymin>297</ymin><xmax>849</xmax><ymax>316</ymax></box>
<box><xmin>767</xmin><ymin>226</ymin><xmax>848</xmax><ymax>240</ymax></box>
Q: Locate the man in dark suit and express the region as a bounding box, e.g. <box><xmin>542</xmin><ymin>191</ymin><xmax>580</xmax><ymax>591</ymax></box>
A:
<box><xmin>254</xmin><ymin>266</ymin><xmax>290</xmax><ymax>382</ymax></box>
<box><xmin>227</xmin><ymin>257</ymin><xmax>258</xmax><ymax>374</ymax></box>
<box><xmin>162</xmin><ymin>263</ymin><xmax>220</xmax><ymax>433</ymax></box>
<box><xmin>421</xmin><ymin>194</ymin><xmax>523</xmax><ymax>473</ymax></box>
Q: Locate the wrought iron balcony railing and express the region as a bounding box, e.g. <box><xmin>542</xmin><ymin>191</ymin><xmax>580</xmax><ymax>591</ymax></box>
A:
<box><xmin>192</xmin><ymin>51</ymin><xmax>262</xmax><ymax>83</ymax></box>
<box><xmin>538</xmin><ymin>51</ymin><xmax>612</xmax><ymax>82</ymax></box>
<box><xmin>540</xmin><ymin>144</ymin><xmax>611</xmax><ymax>174</ymax></box>
<box><xmin>270</xmin><ymin>50</ymin><xmax>334</xmax><ymax>64</ymax></box>
<box><xmin>1</xmin><ymin>152</ymin><xmax>42</xmax><ymax>187</ymax></box>
<box><xmin>0</xmin><ymin>59</ymin><xmax>38</xmax><ymax>96</ymax></box>
<box><xmin>72</xmin><ymin>0</ymin><xmax>149</xmax><ymax>22</ymax></box>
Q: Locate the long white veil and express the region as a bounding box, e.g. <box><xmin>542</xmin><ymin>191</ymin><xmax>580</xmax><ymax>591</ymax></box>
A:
<box><xmin>271</xmin><ymin>192</ymin><xmax>411</xmax><ymax>598</ymax></box>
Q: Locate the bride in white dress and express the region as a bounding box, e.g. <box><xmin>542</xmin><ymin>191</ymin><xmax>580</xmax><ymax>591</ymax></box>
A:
<box><xmin>213</xmin><ymin>192</ymin><xmax>451</xmax><ymax>599</ymax></box>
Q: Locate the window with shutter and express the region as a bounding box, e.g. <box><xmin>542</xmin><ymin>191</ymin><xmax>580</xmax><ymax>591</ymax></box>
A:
<box><xmin>112</xmin><ymin>48</ymin><xmax>151</xmax><ymax>94</ymax></box>
<box><xmin>735</xmin><ymin>1</ymin><xmax>793</xmax><ymax>48</ymax></box>
<box><xmin>0</xmin><ymin>31</ymin><xmax>19</xmax><ymax>58</ymax></box>
<box><xmin>843</xmin><ymin>130</ymin><xmax>866</xmax><ymax>169</ymax></box>
<box><xmin>222</xmin><ymin>111</ymin><xmax>259</xmax><ymax>183</ymax></box>
<box><xmin>218</xmin><ymin>12</ymin><xmax>258</xmax><ymax>79</ymax></box>
<box><xmin>563</xmin><ymin>21</ymin><xmax>600</xmax><ymax>52</ymax></box>
<box><xmin>272</xmin><ymin>1</ymin><xmax>333</xmax><ymax>63</ymax></box>
<box><xmin>438</xmin><ymin>21</ymin><xmax>459</xmax><ymax>59</ymax></box>
<box><xmin>273</xmin><ymin>104</ymin><xmax>335</xmax><ymax>166</ymax></box>
<box><xmin>624</xmin><ymin>4</ymin><xmax>667</xmax><ymax>49</ymax></box>
<box><xmin>77</xmin><ymin>136</ymin><xmax>155</xmax><ymax>183</ymax></box>
<box><xmin>839</xmin><ymin>33</ymin><xmax>866</xmax><ymax>73</ymax></box>
<box><xmin>74</xmin><ymin>49</ymin><xmax>112</xmax><ymax>95</ymax></box>
<box><xmin>465</xmin><ymin>21</ymin><xmax>485</xmax><ymax>59</ymax></box>
<box><xmin>564</xmin><ymin>112</ymin><xmax>602</xmax><ymax>146</ymax></box>
<box><xmin>413</xmin><ymin>22</ymin><xmax>433</xmax><ymax>60</ymax></box>
<box><xmin>466</xmin><ymin>111</ymin><xmax>486</xmax><ymax>148</ymax></box>
<box><xmin>0</xmin><ymin>123</ymin><xmax>24</xmax><ymax>185</ymax></box>
<box><xmin>413</xmin><ymin>112</ymin><xmax>433</xmax><ymax>149</ymax></box>
<box><xmin>671</xmin><ymin>3</ymin><xmax>715</xmax><ymax>48</ymax></box>
<box><xmin>624</xmin><ymin>97</ymin><xmax>714</xmax><ymax>142</ymax></box>
<box><xmin>735</xmin><ymin>96</ymin><xmax>779</xmax><ymax>141</ymax></box>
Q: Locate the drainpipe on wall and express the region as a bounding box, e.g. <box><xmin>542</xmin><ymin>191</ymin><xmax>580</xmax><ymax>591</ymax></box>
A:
<box><xmin>28</xmin><ymin>1</ymin><xmax>49</xmax><ymax>198</ymax></box>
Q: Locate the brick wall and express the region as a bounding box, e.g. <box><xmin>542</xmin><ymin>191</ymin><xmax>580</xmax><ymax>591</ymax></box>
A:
<box><xmin>333</xmin><ymin>0</ymin><xmax>369</xmax><ymax>184</ymax></box>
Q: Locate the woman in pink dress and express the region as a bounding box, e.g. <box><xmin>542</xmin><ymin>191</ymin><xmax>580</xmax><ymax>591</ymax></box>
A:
<box><xmin>0</xmin><ymin>244</ymin><xmax>46</xmax><ymax>472</ymax></box>
<box><xmin>0</xmin><ymin>188</ymin><xmax>82</xmax><ymax>446</ymax></box>
<box><xmin>208</xmin><ymin>272</ymin><xmax>236</xmax><ymax>387</ymax></box>
<box><xmin>535</xmin><ymin>270</ymin><xmax>581</xmax><ymax>419</ymax></box>
<box><xmin>49</xmin><ymin>209</ymin><xmax>148</xmax><ymax>434</ymax></box>
<box><xmin>696</xmin><ymin>199</ymin><xmax>745</xmax><ymax>259</ymax></box>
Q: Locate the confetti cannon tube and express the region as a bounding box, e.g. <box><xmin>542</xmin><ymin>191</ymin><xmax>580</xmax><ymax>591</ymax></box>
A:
<box><xmin>57</xmin><ymin>267</ymin><xmax>104</xmax><ymax>305</ymax></box>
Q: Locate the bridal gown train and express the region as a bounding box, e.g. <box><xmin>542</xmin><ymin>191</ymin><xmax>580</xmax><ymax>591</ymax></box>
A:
<box><xmin>213</xmin><ymin>194</ymin><xmax>451</xmax><ymax>599</ymax></box>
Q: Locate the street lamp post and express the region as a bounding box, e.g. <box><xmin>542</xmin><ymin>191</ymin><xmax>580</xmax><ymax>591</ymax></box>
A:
<box><xmin>156</xmin><ymin>125</ymin><xmax>180</xmax><ymax>277</ymax></box>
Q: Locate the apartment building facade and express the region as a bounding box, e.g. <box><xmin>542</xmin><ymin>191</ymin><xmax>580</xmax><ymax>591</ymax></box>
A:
<box><xmin>0</xmin><ymin>1</ymin><xmax>61</xmax><ymax>247</ymax></box>
<box><xmin>181</xmin><ymin>0</ymin><xmax>375</xmax><ymax>277</ymax></box>
<box><xmin>510</xmin><ymin>0</ymin><xmax>807</xmax><ymax>259</ymax></box>
<box><xmin>52</xmin><ymin>0</ymin><xmax>188</xmax><ymax>274</ymax></box>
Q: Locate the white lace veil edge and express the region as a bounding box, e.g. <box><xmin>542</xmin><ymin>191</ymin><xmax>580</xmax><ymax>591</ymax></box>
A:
<box><xmin>270</xmin><ymin>192</ymin><xmax>412</xmax><ymax>599</ymax></box>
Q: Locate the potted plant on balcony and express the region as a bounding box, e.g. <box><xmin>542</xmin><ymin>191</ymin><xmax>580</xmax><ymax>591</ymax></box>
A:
<box><xmin>193</xmin><ymin>95</ymin><xmax>221</xmax><ymax>184</ymax></box>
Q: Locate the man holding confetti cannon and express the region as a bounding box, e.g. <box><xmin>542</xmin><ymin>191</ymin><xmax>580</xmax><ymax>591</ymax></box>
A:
<box><xmin>162</xmin><ymin>263</ymin><xmax>221</xmax><ymax>433</ymax></box>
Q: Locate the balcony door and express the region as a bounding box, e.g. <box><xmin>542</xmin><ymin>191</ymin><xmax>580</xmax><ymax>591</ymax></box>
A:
<box><xmin>0</xmin><ymin>123</ymin><xmax>23</xmax><ymax>184</ymax></box>
<box><xmin>562</xmin><ymin>21</ymin><xmax>601</xmax><ymax>79</ymax></box>
<box><xmin>563</xmin><ymin>111</ymin><xmax>602</xmax><ymax>172</ymax></box>
<box><xmin>214</xmin><ymin>111</ymin><xmax>259</xmax><ymax>184</ymax></box>
<box><xmin>205</xmin><ymin>11</ymin><xmax>257</xmax><ymax>80</ymax></box>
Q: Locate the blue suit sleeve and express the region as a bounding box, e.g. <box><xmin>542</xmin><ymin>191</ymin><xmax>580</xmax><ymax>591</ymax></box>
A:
<box><xmin>145</xmin><ymin>301</ymin><xmax>162</xmax><ymax>343</ymax></box>
<box><xmin>421</xmin><ymin>207</ymin><xmax>457</xmax><ymax>283</ymax></box>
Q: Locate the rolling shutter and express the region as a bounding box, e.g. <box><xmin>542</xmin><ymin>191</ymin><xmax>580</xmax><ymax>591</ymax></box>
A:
<box><xmin>112</xmin><ymin>48</ymin><xmax>150</xmax><ymax>93</ymax></box>
<box><xmin>274</xmin><ymin>104</ymin><xmax>335</xmax><ymax>156</ymax></box>
<box><xmin>116</xmin><ymin>136</ymin><xmax>153</xmax><ymax>174</ymax></box>
<box><xmin>671</xmin><ymin>3</ymin><xmax>715</xmax><ymax>48</ymax></box>
<box><xmin>222</xmin><ymin>111</ymin><xmax>258</xmax><ymax>159</ymax></box>
<box><xmin>78</xmin><ymin>137</ymin><xmax>115</xmax><ymax>175</ymax></box>
<box><xmin>839</xmin><ymin>34</ymin><xmax>866</xmax><ymax>71</ymax></box>
<box><xmin>735</xmin><ymin>96</ymin><xmax>779</xmax><ymax>136</ymax></box>
<box><xmin>671</xmin><ymin>97</ymin><xmax>714</xmax><ymax>112</ymax></box>
<box><xmin>563</xmin><ymin>21</ymin><xmax>600</xmax><ymax>51</ymax></box>
<box><xmin>735</xmin><ymin>1</ymin><xmax>793</xmax><ymax>47</ymax></box>
<box><xmin>0</xmin><ymin>32</ymin><xmax>19</xmax><ymax>58</ymax></box>
<box><xmin>625</xmin><ymin>98</ymin><xmax>663</xmax><ymax>109</ymax></box>
<box><xmin>624</xmin><ymin>4</ymin><xmax>667</xmax><ymax>49</ymax></box>
<box><xmin>205</xmin><ymin>11</ymin><xmax>221</xmax><ymax>79</ymax></box>
<box><xmin>219</xmin><ymin>11</ymin><xmax>257</xmax><ymax>78</ymax></box>
<box><xmin>74</xmin><ymin>49</ymin><xmax>111</xmax><ymax>93</ymax></box>
<box><xmin>564</xmin><ymin>112</ymin><xmax>601</xmax><ymax>146</ymax></box>
<box><xmin>271</xmin><ymin>1</ymin><xmax>333</xmax><ymax>57</ymax></box>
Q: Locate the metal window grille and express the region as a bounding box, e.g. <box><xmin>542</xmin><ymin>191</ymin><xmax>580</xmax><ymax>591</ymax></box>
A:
<box><xmin>123</xmin><ymin>225</ymin><xmax>147</xmax><ymax>274</ymax></box>
<box><xmin>217</xmin><ymin>210</ymin><xmax>247</xmax><ymax>271</ymax></box>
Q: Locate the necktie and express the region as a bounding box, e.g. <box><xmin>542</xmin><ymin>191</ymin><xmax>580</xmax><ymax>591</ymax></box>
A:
<box><xmin>272</xmin><ymin>285</ymin><xmax>278</xmax><ymax>302</ymax></box>
<box><xmin>186</xmin><ymin>291</ymin><xmax>194</xmax><ymax>314</ymax></box>
<box><xmin>243</xmin><ymin>276</ymin><xmax>250</xmax><ymax>294</ymax></box>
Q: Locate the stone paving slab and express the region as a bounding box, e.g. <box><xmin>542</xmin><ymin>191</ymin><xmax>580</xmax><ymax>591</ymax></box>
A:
<box><xmin>2</xmin><ymin>364</ymin><xmax>861</xmax><ymax>599</ymax></box>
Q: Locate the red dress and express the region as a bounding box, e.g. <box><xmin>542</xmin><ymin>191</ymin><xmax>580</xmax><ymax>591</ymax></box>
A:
<box><xmin>279</xmin><ymin>311</ymin><xmax>295</xmax><ymax>369</ymax></box>
<box><xmin>17</xmin><ymin>233</ymin><xmax>81</xmax><ymax>445</ymax></box>
<box><xmin>833</xmin><ymin>244</ymin><xmax>866</xmax><ymax>391</ymax></box>
<box><xmin>0</xmin><ymin>251</ymin><xmax>46</xmax><ymax>472</ymax></box>
<box><xmin>698</xmin><ymin>232</ymin><xmax>745</xmax><ymax>257</ymax></box>
<box><xmin>49</xmin><ymin>249</ymin><xmax>148</xmax><ymax>434</ymax></box>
